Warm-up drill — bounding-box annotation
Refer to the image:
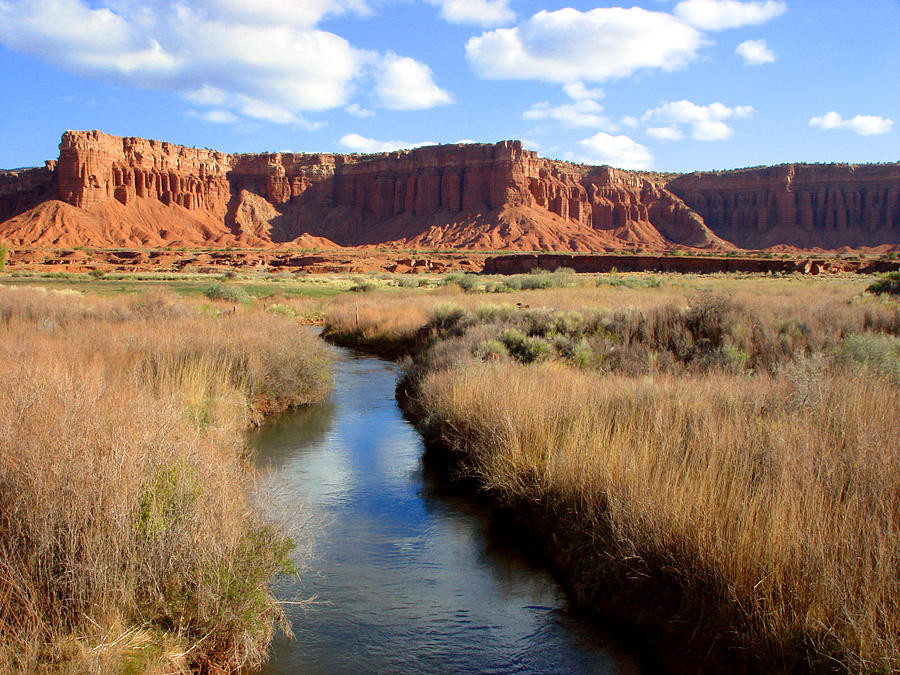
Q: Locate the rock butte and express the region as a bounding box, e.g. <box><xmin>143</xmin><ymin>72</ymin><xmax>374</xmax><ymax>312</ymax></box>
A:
<box><xmin>0</xmin><ymin>130</ymin><xmax>898</xmax><ymax>252</ymax></box>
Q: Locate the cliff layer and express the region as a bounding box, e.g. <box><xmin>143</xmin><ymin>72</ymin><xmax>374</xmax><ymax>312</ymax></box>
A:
<box><xmin>0</xmin><ymin>130</ymin><xmax>897</xmax><ymax>251</ymax></box>
<box><xmin>0</xmin><ymin>131</ymin><xmax>723</xmax><ymax>251</ymax></box>
<box><xmin>667</xmin><ymin>164</ymin><xmax>900</xmax><ymax>249</ymax></box>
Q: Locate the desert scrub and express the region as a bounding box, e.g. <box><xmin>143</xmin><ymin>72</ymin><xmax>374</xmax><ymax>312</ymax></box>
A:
<box><xmin>205</xmin><ymin>281</ymin><xmax>250</xmax><ymax>303</ymax></box>
<box><xmin>0</xmin><ymin>288</ymin><xmax>330</xmax><ymax>672</ymax></box>
<box><xmin>867</xmin><ymin>271</ymin><xmax>900</xmax><ymax>296</ymax></box>
<box><xmin>836</xmin><ymin>332</ymin><xmax>900</xmax><ymax>383</ymax></box>
<box><xmin>321</xmin><ymin>275</ymin><xmax>894</xmax><ymax>362</ymax></box>
<box><xmin>413</xmin><ymin>291</ymin><xmax>900</xmax><ymax>375</ymax></box>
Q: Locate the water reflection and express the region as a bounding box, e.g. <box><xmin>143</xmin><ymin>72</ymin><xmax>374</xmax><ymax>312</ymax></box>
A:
<box><xmin>248</xmin><ymin>348</ymin><xmax>646</xmax><ymax>674</ymax></box>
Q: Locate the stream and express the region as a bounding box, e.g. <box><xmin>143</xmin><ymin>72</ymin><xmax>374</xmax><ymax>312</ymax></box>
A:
<box><xmin>248</xmin><ymin>343</ymin><xmax>648</xmax><ymax>673</ymax></box>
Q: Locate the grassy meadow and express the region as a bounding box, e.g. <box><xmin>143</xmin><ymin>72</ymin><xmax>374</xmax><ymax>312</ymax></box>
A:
<box><xmin>0</xmin><ymin>284</ymin><xmax>330</xmax><ymax>672</ymax></box>
<box><xmin>324</xmin><ymin>270</ymin><xmax>900</xmax><ymax>671</ymax></box>
<box><xmin>1</xmin><ymin>266</ymin><xmax>897</xmax><ymax>672</ymax></box>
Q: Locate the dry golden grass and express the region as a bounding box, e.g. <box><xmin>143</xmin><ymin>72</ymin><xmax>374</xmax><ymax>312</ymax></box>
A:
<box><xmin>368</xmin><ymin>275</ymin><xmax>900</xmax><ymax>670</ymax></box>
<box><xmin>415</xmin><ymin>363</ymin><xmax>899</xmax><ymax>669</ymax></box>
<box><xmin>324</xmin><ymin>291</ymin><xmax>434</xmax><ymax>354</ymax></box>
<box><xmin>0</xmin><ymin>286</ymin><xmax>330</xmax><ymax>672</ymax></box>
<box><xmin>323</xmin><ymin>274</ymin><xmax>896</xmax><ymax>356</ymax></box>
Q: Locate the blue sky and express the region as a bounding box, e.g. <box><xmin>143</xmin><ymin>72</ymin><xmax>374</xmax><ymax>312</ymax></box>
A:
<box><xmin>1</xmin><ymin>0</ymin><xmax>897</xmax><ymax>171</ymax></box>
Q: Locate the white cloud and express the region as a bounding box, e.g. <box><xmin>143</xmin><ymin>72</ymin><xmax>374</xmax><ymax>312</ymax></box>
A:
<box><xmin>345</xmin><ymin>103</ymin><xmax>375</xmax><ymax>118</ymax></box>
<box><xmin>184</xmin><ymin>0</ymin><xmax>372</xmax><ymax>30</ymax></box>
<box><xmin>568</xmin><ymin>132</ymin><xmax>654</xmax><ymax>170</ymax></box>
<box><xmin>523</xmin><ymin>99</ymin><xmax>617</xmax><ymax>129</ymax></box>
<box><xmin>620</xmin><ymin>116</ymin><xmax>640</xmax><ymax>129</ymax></box>
<box><xmin>735</xmin><ymin>38</ymin><xmax>776</xmax><ymax>65</ymax></box>
<box><xmin>0</xmin><ymin>0</ymin><xmax>179</xmax><ymax>80</ymax></box>
<box><xmin>647</xmin><ymin>125</ymin><xmax>685</xmax><ymax>141</ymax></box>
<box><xmin>192</xmin><ymin>109</ymin><xmax>239</xmax><ymax>124</ymax></box>
<box><xmin>809</xmin><ymin>112</ymin><xmax>894</xmax><ymax>136</ymax></box>
<box><xmin>0</xmin><ymin>0</ymin><xmax>449</xmax><ymax>125</ymax></box>
<box><xmin>183</xmin><ymin>85</ymin><xmax>227</xmax><ymax>106</ymax></box>
<box><xmin>375</xmin><ymin>52</ymin><xmax>453</xmax><ymax>110</ymax></box>
<box><xmin>466</xmin><ymin>7</ymin><xmax>705</xmax><ymax>83</ymax></box>
<box><xmin>643</xmin><ymin>100</ymin><xmax>754</xmax><ymax>141</ymax></box>
<box><xmin>234</xmin><ymin>96</ymin><xmax>324</xmax><ymax>129</ymax></box>
<box><xmin>562</xmin><ymin>81</ymin><xmax>603</xmax><ymax>101</ymax></box>
<box><xmin>426</xmin><ymin>0</ymin><xmax>514</xmax><ymax>26</ymax></box>
<box><xmin>339</xmin><ymin>134</ymin><xmax>437</xmax><ymax>153</ymax></box>
<box><xmin>674</xmin><ymin>0</ymin><xmax>786</xmax><ymax>30</ymax></box>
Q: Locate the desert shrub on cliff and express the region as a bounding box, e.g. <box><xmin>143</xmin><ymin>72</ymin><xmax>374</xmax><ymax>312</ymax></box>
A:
<box><xmin>0</xmin><ymin>288</ymin><xmax>330</xmax><ymax>672</ymax></box>
<box><xmin>0</xmin><ymin>242</ymin><xmax>6</xmax><ymax>271</ymax></box>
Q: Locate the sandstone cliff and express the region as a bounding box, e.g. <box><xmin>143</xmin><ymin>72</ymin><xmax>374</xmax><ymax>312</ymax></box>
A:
<box><xmin>0</xmin><ymin>130</ymin><xmax>897</xmax><ymax>251</ymax></box>
<box><xmin>667</xmin><ymin>164</ymin><xmax>900</xmax><ymax>249</ymax></box>
<box><xmin>0</xmin><ymin>163</ymin><xmax>56</xmax><ymax>223</ymax></box>
<box><xmin>0</xmin><ymin>131</ymin><xmax>723</xmax><ymax>250</ymax></box>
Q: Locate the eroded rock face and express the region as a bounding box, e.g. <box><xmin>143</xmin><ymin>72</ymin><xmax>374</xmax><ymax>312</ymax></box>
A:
<box><xmin>667</xmin><ymin>164</ymin><xmax>900</xmax><ymax>249</ymax></box>
<box><xmin>1</xmin><ymin>130</ymin><xmax>898</xmax><ymax>251</ymax></box>
<box><xmin>43</xmin><ymin>131</ymin><xmax>725</xmax><ymax>249</ymax></box>
<box><xmin>0</xmin><ymin>162</ymin><xmax>57</xmax><ymax>222</ymax></box>
<box><xmin>57</xmin><ymin>130</ymin><xmax>233</xmax><ymax>214</ymax></box>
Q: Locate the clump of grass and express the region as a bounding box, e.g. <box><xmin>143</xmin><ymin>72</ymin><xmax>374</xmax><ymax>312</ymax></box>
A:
<box><xmin>431</xmin><ymin>302</ymin><xmax>465</xmax><ymax>330</ymax></box>
<box><xmin>348</xmin><ymin>278</ymin><xmax>376</xmax><ymax>293</ymax></box>
<box><xmin>0</xmin><ymin>288</ymin><xmax>330</xmax><ymax>671</ymax></box>
<box><xmin>498</xmin><ymin>327</ymin><xmax>549</xmax><ymax>363</ymax></box>
<box><xmin>442</xmin><ymin>272</ymin><xmax>480</xmax><ymax>292</ymax></box>
<box><xmin>473</xmin><ymin>338</ymin><xmax>507</xmax><ymax>361</ymax></box>
<box><xmin>503</xmin><ymin>267</ymin><xmax>576</xmax><ymax>291</ymax></box>
<box><xmin>322</xmin><ymin>294</ymin><xmax>432</xmax><ymax>356</ymax></box>
<box><xmin>204</xmin><ymin>282</ymin><xmax>249</xmax><ymax>303</ymax></box>
<box><xmin>836</xmin><ymin>333</ymin><xmax>900</xmax><ymax>383</ymax></box>
<box><xmin>867</xmin><ymin>271</ymin><xmax>900</xmax><ymax>296</ymax></box>
<box><xmin>397</xmin><ymin>277</ymin><xmax>423</xmax><ymax>289</ymax></box>
<box><xmin>266</xmin><ymin>303</ymin><xmax>295</xmax><ymax>318</ymax></box>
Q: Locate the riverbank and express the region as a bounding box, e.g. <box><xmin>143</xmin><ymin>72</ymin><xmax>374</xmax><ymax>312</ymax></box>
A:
<box><xmin>0</xmin><ymin>287</ymin><xmax>331</xmax><ymax>672</ymax></box>
<box><xmin>324</xmin><ymin>274</ymin><xmax>900</xmax><ymax>672</ymax></box>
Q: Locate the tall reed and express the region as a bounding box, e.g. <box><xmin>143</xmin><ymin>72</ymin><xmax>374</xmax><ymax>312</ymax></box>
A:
<box><xmin>0</xmin><ymin>287</ymin><xmax>330</xmax><ymax>671</ymax></box>
<box><xmin>395</xmin><ymin>281</ymin><xmax>900</xmax><ymax>670</ymax></box>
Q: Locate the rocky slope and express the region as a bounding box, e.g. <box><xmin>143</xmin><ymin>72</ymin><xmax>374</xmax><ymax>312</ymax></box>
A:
<box><xmin>0</xmin><ymin>130</ymin><xmax>897</xmax><ymax>251</ymax></box>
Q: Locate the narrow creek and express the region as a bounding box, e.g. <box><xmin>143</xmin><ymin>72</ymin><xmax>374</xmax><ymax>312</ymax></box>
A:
<box><xmin>248</xmin><ymin>342</ymin><xmax>649</xmax><ymax>673</ymax></box>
